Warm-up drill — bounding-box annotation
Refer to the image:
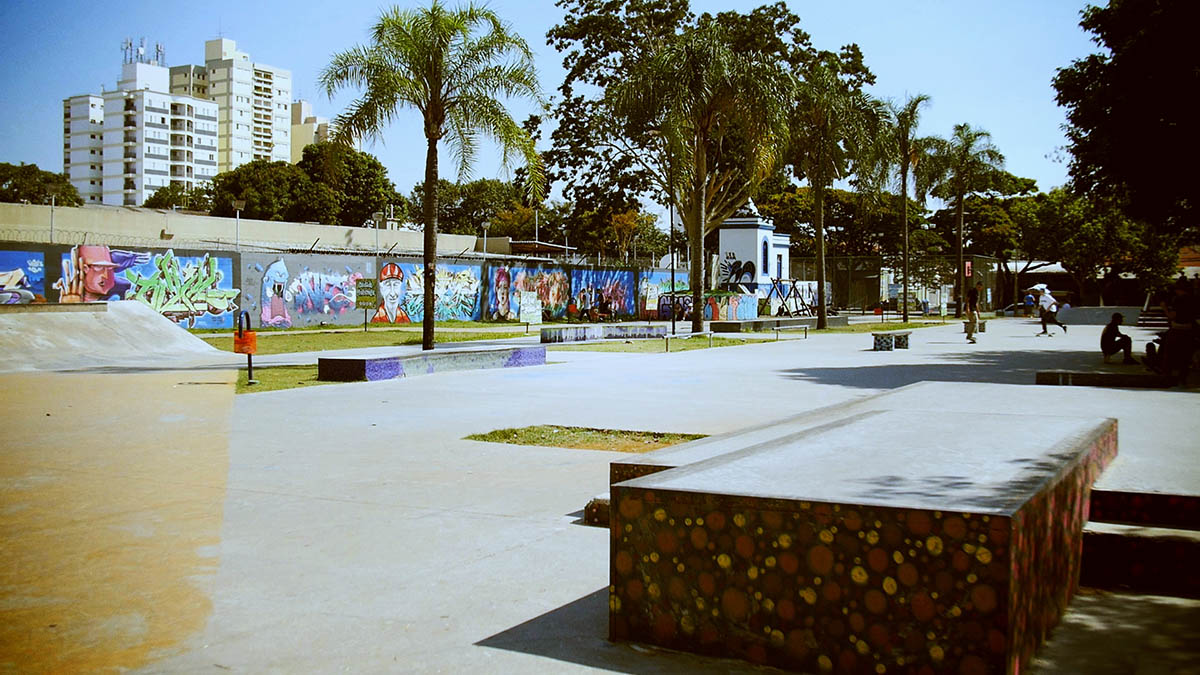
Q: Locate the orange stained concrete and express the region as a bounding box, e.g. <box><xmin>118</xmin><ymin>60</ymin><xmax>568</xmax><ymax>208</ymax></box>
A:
<box><xmin>0</xmin><ymin>369</ymin><xmax>235</xmax><ymax>673</ymax></box>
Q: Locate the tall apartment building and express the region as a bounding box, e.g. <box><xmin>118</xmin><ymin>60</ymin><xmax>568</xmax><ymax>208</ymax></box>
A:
<box><xmin>63</xmin><ymin>43</ymin><xmax>218</xmax><ymax>206</ymax></box>
<box><xmin>172</xmin><ymin>39</ymin><xmax>291</xmax><ymax>172</ymax></box>
<box><xmin>290</xmin><ymin>100</ymin><xmax>330</xmax><ymax>163</ymax></box>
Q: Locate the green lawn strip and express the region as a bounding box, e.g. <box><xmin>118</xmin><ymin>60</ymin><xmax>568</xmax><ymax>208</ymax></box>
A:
<box><xmin>547</xmin><ymin>336</ymin><xmax>755</xmax><ymax>353</ymax></box>
<box><xmin>190</xmin><ymin>319</ymin><xmax>528</xmax><ymax>336</ymax></box>
<box><xmin>465</xmin><ymin>425</ymin><xmax>706</xmax><ymax>453</ymax></box>
<box><xmin>204</xmin><ymin>330</ymin><xmax>525</xmax><ymax>354</ymax></box>
<box><xmin>236</xmin><ymin>365</ymin><xmax>324</xmax><ymax>394</ymax></box>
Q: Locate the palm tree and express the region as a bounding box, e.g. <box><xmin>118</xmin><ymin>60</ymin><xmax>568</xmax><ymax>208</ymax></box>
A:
<box><xmin>610</xmin><ymin>23</ymin><xmax>792</xmax><ymax>332</ymax></box>
<box><xmin>321</xmin><ymin>1</ymin><xmax>544</xmax><ymax>349</ymax></box>
<box><xmin>924</xmin><ymin>123</ymin><xmax>1004</xmax><ymax>317</ymax></box>
<box><xmin>887</xmin><ymin>94</ymin><xmax>933</xmax><ymax>322</ymax></box>
<box><xmin>787</xmin><ymin>63</ymin><xmax>889</xmax><ymax>329</ymax></box>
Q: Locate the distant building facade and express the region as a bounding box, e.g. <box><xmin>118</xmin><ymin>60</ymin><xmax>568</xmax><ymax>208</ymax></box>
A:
<box><xmin>63</xmin><ymin>41</ymin><xmax>218</xmax><ymax>206</ymax></box>
<box><xmin>172</xmin><ymin>39</ymin><xmax>292</xmax><ymax>172</ymax></box>
<box><xmin>290</xmin><ymin>100</ymin><xmax>330</xmax><ymax>163</ymax></box>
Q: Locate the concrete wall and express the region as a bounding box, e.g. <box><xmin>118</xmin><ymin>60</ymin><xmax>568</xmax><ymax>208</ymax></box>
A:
<box><xmin>1058</xmin><ymin>306</ymin><xmax>1142</xmax><ymax>326</ymax></box>
<box><xmin>0</xmin><ymin>202</ymin><xmax>475</xmax><ymax>255</ymax></box>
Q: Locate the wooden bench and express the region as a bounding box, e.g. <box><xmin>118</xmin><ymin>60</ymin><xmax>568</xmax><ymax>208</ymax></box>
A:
<box><xmin>872</xmin><ymin>329</ymin><xmax>912</xmax><ymax>351</ymax></box>
<box><xmin>609</xmin><ymin>409</ymin><xmax>1118</xmax><ymax>675</ymax></box>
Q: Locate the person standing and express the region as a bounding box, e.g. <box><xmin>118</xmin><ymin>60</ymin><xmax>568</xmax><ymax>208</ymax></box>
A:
<box><xmin>1037</xmin><ymin>289</ymin><xmax>1067</xmax><ymax>336</ymax></box>
<box><xmin>965</xmin><ymin>281</ymin><xmax>982</xmax><ymax>343</ymax></box>
<box><xmin>1023</xmin><ymin>291</ymin><xmax>1035</xmax><ymax>317</ymax></box>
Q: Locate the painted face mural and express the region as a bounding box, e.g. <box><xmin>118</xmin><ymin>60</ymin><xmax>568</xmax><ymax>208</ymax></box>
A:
<box><xmin>260</xmin><ymin>259</ymin><xmax>292</xmax><ymax>328</ymax></box>
<box><xmin>372</xmin><ymin>262</ymin><xmax>410</xmax><ymax>324</ymax></box>
<box><xmin>55</xmin><ymin>245</ymin><xmax>148</xmax><ymax>302</ymax></box>
<box><xmin>491</xmin><ymin>268</ymin><xmax>513</xmax><ymax>320</ymax></box>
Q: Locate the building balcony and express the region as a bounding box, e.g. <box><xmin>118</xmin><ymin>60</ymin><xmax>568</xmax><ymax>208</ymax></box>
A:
<box><xmin>124</xmin><ymin>135</ymin><xmax>137</xmax><ymax>144</ymax></box>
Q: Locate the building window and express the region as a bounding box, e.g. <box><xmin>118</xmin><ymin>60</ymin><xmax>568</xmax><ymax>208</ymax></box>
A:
<box><xmin>761</xmin><ymin>239</ymin><xmax>769</xmax><ymax>274</ymax></box>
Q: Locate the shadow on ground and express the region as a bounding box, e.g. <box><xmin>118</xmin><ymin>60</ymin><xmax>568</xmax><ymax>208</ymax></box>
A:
<box><xmin>475</xmin><ymin>588</ymin><xmax>768</xmax><ymax>674</ymax></box>
<box><xmin>781</xmin><ymin>348</ymin><xmax>1147</xmax><ymax>389</ymax></box>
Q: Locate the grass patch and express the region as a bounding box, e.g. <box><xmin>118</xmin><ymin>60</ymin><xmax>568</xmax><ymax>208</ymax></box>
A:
<box><xmin>548</xmin><ymin>336</ymin><xmax>754</xmax><ymax>353</ymax></box>
<box><xmin>204</xmin><ymin>330</ymin><xmax>525</xmax><ymax>354</ymax></box>
<box><xmin>466</xmin><ymin>425</ymin><xmax>706</xmax><ymax>453</ymax></box>
<box><xmin>236</xmin><ymin>365</ymin><xmax>322</xmax><ymax>394</ymax></box>
<box><xmin>189</xmin><ymin>319</ymin><xmax>530</xmax><ymax>335</ymax></box>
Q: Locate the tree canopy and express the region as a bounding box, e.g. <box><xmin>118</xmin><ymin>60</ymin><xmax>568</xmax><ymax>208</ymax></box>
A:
<box><xmin>0</xmin><ymin>163</ymin><xmax>82</xmax><ymax>206</ymax></box>
<box><xmin>1053</xmin><ymin>0</ymin><xmax>1200</xmax><ymax>244</ymax></box>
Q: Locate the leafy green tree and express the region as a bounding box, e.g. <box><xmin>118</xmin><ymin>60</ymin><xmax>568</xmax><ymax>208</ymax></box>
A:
<box><xmin>210</xmin><ymin>160</ymin><xmax>339</xmax><ymax>223</ymax></box>
<box><xmin>322</xmin><ymin>1</ymin><xmax>544</xmax><ymax>350</ymax></box>
<box><xmin>143</xmin><ymin>182</ymin><xmax>213</xmax><ymax>211</ymax></box>
<box><xmin>885</xmin><ymin>94</ymin><xmax>934</xmax><ymax>321</ymax></box>
<box><xmin>923</xmin><ymin>124</ymin><xmax>1005</xmax><ymax>316</ymax></box>
<box><xmin>610</xmin><ymin>21</ymin><xmax>793</xmax><ymax>331</ymax></box>
<box><xmin>297</xmin><ymin>142</ymin><xmax>404</xmax><ymax>228</ymax></box>
<box><xmin>1053</xmin><ymin>0</ymin><xmax>1199</xmax><ymax>244</ymax></box>
<box><xmin>786</xmin><ymin>61</ymin><xmax>888</xmax><ymax>327</ymax></box>
<box><xmin>0</xmin><ymin>163</ymin><xmax>82</xmax><ymax>206</ymax></box>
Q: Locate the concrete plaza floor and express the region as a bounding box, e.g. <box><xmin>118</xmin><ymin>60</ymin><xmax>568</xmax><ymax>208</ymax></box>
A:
<box><xmin>1</xmin><ymin>312</ymin><xmax>1197</xmax><ymax>673</ymax></box>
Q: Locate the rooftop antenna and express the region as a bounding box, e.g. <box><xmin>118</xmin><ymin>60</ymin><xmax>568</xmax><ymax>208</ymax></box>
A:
<box><xmin>121</xmin><ymin>37</ymin><xmax>133</xmax><ymax>64</ymax></box>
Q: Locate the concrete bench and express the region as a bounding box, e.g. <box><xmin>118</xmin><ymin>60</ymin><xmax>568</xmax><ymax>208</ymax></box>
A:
<box><xmin>872</xmin><ymin>329</ymin><xmax>912</xmax><ymax>351</ymax></box>
<box><xmin>317</xmin><ymin>346</ymin><xmax>545</xmax><ymax>382</ymax></box>
<box><xmin>540</xmin><ymin>324</ymin><xmax>667</xmax><ymax>344</ymax></box>
<box><xmin>609</xmin><ymin>409</ymin><xmax>1118</xmax><ymax>675</ymax></box>
<box><xmin>963</xmin><ymin>320</ymin><xmax>987</xmax><ymax>333</ymax></box>
<box><xmin>1035</xmin><ymin>370</ymin><xmax>1176</xmax><ymax>388</ymax></box>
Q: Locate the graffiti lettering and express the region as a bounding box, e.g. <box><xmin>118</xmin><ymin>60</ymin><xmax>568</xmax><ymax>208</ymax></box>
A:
<box><xmin>125</xmin><ymin>250</ymin><xmax>240</xmax><ymax>327</ymax></box>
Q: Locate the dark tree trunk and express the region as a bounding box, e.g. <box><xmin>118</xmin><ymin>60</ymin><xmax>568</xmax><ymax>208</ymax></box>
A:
<box><xmin>815</xmin><ymin>186</ymin><xmax>828</xmax><ymax>330</ymax></box>
<box><xmin>691</xmin><ymin>142</ymin><xmax>706</xmax><ymax>333</ymax></box>
<box><xmin>423</xmin><ymin>135</ymin><xmax>438</xmax><ymax>351</ymax></box>
<box><xmin>955</xmin><ymin>193</ymin><xmax>964</xmax><ymax>319</ymax></box>
<box><xmin>901</xmin><ymin>170</ymin><xmax>909</xmax><ymax>323</ymax></box>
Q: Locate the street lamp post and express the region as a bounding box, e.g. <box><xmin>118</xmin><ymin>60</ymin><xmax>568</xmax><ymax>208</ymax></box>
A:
<box><xmin>232</xmin><ymin>199</ymin><xmax>246</xmax><ymax>251</ymax></box>
<box><xmin>371</xmin><ymin>211</ymin><xmax>384</xmax><ymax>255</ymax></box>
<box><xmin>48</xmin><ymin>190</ymin><xmax>58</xmax><ymax>244</ymax></box>
<box><xmin>481</xmin><ymin>221</ymin><xmax>490</xmax><ymax>257</ymax></box>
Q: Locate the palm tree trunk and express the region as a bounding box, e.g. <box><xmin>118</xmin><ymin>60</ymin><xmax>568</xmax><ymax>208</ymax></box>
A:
<box><xmin>901</xmin><ymin>170</ymin><xmax>909</xmax><ymax>323</ymax></box>
<box><xmin>422</xmin><ymin>135</ymin><xmax>438</xmax><ymax>350</ymax></box>
<box><xmin>690</xmin><ymin>142</ymin><xmax>706</xmax><ymax>333</ymax></box>
<box><xmin>955</xmin><ymin>193</ymin><xmax>964</xmax><ymax>319</ymax></box>
<box><xmin>815</xmin><ymin>185</ymin><xmax>828</xmax><ymax>330</ymax></box>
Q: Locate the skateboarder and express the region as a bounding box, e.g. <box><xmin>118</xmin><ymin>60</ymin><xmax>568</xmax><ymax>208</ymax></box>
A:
<box><xmin>1036</xmin><ymin>289</ymin><xmax>1067</xmax><ymax>336</ymax></box>
<box><xmin>965</xmin><ymin>281</ymin><xmax>982</xmax><ymax>344</ymax></box>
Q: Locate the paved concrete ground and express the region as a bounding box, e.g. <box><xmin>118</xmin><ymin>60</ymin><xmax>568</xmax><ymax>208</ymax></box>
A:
<box><xmin>1</xmin><ymin>312</ymin><xmax>1197</xmax><ymax>673</ymax></box>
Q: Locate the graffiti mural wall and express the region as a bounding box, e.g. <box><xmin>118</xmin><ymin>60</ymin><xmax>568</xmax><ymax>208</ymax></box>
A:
<box><xmin>704</xmin><ymin>294</ymin><xmax>758</xmax><ymax>321</ymax></box>
<box><xmin>571</xmin><ymin>268</ymin><xmax>635</xmax><ymax>318</ymax></box>
<box><xmin>0</xmin><ymin>249</ymin><xmax>45</xmax><ymax>304</ymax></box>
<box><xmin>54</xmin><ymin>245</ymin><xmax>239</xmax><ymax>328</ymax></box>
<box><xmin>243</xmin><ymin>254</ymin><xmax>373</xmax><ymax>328</ymax></box>
<box><xmin>490</xmin><ymin>266</ymin><xmax>568</xmax><ymax>320</ymax></box>
<box><xmin>378</xmin><ymin>261</ymin><xmax>482</xmax><ymax>322</ymax></box>
<box><xmin>638</xmin><ymin>270</ymin><xmax>685</xmax><ymax>319</ymax></box>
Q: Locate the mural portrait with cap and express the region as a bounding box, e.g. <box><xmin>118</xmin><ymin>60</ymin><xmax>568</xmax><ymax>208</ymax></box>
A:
<box><xmin>491</xmin><ymin>267</ymin><xmax>514</xmax><ymax>320</ymax></box>
<box><xmin>372</xmin><ymin>262</ymin><xmax>411</xmax><ymax>324</ymax></box>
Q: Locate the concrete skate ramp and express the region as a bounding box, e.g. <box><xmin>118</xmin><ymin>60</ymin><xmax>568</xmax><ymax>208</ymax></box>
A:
<box><xmin>0</xmin><ymin>301</ymin><xmax>231</xmax><ymax>372</ymax></box>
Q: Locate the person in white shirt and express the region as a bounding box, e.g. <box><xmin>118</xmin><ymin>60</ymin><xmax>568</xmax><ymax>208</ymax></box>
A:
<box><xmin>1036</xmin><ymin>290</ymin><xmax>1067</xmax><ymax>336</ymax></box>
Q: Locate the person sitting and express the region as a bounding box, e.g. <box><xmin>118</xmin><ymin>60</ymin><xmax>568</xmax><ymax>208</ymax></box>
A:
<box><xmin>1101</xmin><ymin>312</ymin><xmax>1137</xmax><ymax>365</ymax></box>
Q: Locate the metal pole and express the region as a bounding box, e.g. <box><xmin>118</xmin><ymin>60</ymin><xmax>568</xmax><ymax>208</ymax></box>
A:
<box><xmin>49</xmin><ymin>193</ymin><xmax>55</xmax><ymax>244</ymax></box>
<box><xmin>670</xmin><ymin>185</ymin><xmax>676</xmax><ymax>336</ymax></box>
<box><xmin>235</xmin><ymin>209</ymin><xmax>240</xmax><ymax>251</ymax></box>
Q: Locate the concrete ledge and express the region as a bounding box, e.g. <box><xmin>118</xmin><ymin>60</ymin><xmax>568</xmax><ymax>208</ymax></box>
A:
<box><xmin>540</xmin><ymin>325</ymin><xmax>667</xmax><ymax>343</ymax></box>
<box><xmin>0</xmin><ymin>302</ymin><xmax>108</xmax><ymax>314</ymax></box>
<box><xmin>712</xmin><ymin>316</ymin><xmax>848</xmax><ymax>333</ymax></box>
<box><xmin>1035</xmin><ymin>370</ymin><xmax>1176</xmax><ymax>388</ymax></box>
<box><xmin>1081</xmin><ymin>522</ymin><xmax>1200</xmax><ymax>598</ymax></box>
<box><xmin>610</xmin><ymin>410</ymin><xmax>1118</xmax><ymax>674</ymax></box>
<box><xmin>1091</xmin><ymin>489</ymin><xmax>1200</xmax><ymax>531</ymax></box>
<box><xmin>1060</xmin><ymin>306</ymin><xmax>1142</xmax><ymax>326</ymax></box>
<box><xmin>317</xmin><ymin>346</ymin><xmax>546</xmax><ymax>382</ymax></box>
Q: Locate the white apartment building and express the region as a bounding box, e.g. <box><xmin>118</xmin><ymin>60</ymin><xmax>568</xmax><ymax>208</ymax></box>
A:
<box><xmin>63</xmin><ymin>49</ymin><xmax>219</xmax><ymax>206</ymax></box>
<box><xmin>290</xmin><ymin>100</ymin><xmax>330</xmax><ymax>163</ymax></box>
<box><xmin>173</xmin><ymin>39</ymin><xmax>291</xmax><ymax>172</ymax></box>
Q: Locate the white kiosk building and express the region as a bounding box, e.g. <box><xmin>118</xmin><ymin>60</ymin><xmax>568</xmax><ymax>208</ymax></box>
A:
<box><xmin>716</xmin><ymin>199</ymin><xmax>790</xmax><ymax>295</ymax></box>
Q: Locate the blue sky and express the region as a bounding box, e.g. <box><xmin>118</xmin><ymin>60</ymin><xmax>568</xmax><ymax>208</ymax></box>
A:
<box><xmin>0</xmin><ymin>0</ymin><xmax>1096</xmax><ymax>209</ymax></box>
